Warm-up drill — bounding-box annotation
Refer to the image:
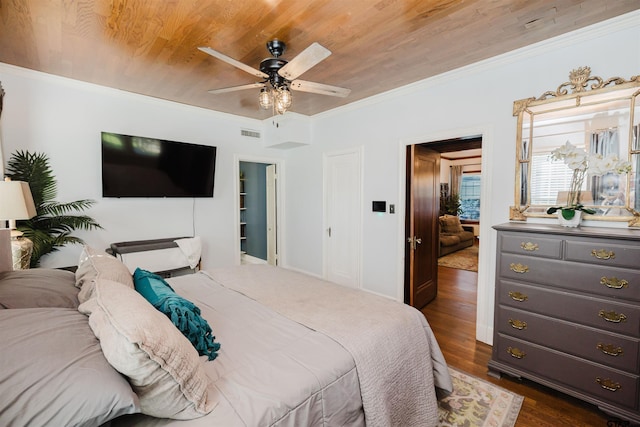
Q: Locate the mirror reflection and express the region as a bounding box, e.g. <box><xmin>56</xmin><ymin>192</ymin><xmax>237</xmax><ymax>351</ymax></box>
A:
<box><xmin>511</xmin><ymin>67</ymin><xmax>640</xmax><ymax>226</ymax></box>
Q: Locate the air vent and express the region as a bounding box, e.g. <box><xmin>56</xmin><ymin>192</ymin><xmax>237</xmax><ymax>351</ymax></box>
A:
<box><xmin>241</xmin><ymin>129</ymin><xmax>261</xmax><ymax>138</ymax></box>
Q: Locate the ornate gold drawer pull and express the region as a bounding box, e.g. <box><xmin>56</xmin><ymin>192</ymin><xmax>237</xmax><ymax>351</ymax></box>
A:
<box><xmin>596</xmin><ymin>343</ymin><xmax>624</xmax><ymax>357</ymax></box>
<box><xmin>506</xmin><ymin>347</ymin><xmax>526</xmax><ymax>359</ymax></box>
<box><xmin>596</xmin><ymin>377</ymin><xmax>621</xmax><ymax>392</ymax></box>
<box><xmin>598</xmin><ymin>310</ymin><xmax>627</xmax><ymax>323</ymax></box>
<box><xmin>508</xmin><ymin>319</ymin><xmax>527</xmax><ymax>330</ymax></box>
<box><xmin>508</xmin><ymin>291</ymin><xmax>528</xmax><ymax>302</ymax></box>
<box><xmin>509</xmin><ymin>263</ymin><xmax>529</xmax><ymax>274</ymax></box>
<box><xmin>520</xmin><ymin>242</ymin><xmax>539</xmax><ymax>251</ymax></box>
<box><xmin>591</xmin><ymin>249</ymin><xmax>615</xmax><ymax>260</ymax></box>
<box><xmin>600</xmin><ymin>277</ymin><xmax>628</xmax><ymax>289</ymax></box>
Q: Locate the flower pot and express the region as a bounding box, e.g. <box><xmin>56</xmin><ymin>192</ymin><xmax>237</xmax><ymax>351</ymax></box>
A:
<box><xmin>557</xmin><ymin>210</ymin><xmax>582</xmax><ymax>227</ymax></box>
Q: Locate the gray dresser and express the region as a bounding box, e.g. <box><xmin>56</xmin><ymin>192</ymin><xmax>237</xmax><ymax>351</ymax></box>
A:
<box><xmin>489</xmin><ymin>222</ymin><xmax>640</xmax><ymax>423</ymax></box>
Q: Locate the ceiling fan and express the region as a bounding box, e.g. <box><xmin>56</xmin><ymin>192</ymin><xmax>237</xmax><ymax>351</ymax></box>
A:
<box><xmin>198</xmin><ymin>40</ymin><xmax>351</xmax><ymax>114</ymax></box>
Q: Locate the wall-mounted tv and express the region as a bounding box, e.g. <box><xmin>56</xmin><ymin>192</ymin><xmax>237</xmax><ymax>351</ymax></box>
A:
<box><xmin>101</xmin><ymin>132</ymin><xmax>217</xmax><ymax>198</ymax></box>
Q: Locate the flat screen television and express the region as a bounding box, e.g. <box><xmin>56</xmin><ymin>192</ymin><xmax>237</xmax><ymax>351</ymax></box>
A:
<box><xmin>101</xmin><ymin>132</ymin><xmax>217</xmax><ymax>198</ymax></box>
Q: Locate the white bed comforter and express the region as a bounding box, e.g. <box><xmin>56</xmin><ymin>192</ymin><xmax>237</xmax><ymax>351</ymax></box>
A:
<box><xmin>204</xmin><ymin>266</ymin><xmax>451</xmax><ymax>427</ymax></box>
<box><xmin>113</xmin><ymin>265</ymin><xmax>451</xmax><ymax>427</ymax></box>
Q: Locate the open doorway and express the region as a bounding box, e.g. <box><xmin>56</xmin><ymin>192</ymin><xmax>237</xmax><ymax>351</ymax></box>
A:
<box><xmin>404</xmin><ymin>135</ymin><xmax>482</xmax><ymax>305</ymax></box>
<box><xmin>437</xmin><ymin>144</ymin><xmax>482</xmax><ymax>272</ymax></box>
<box><xmin>237</xmin><ymin>158</ymin><xmax>282</xmax><ymax>266</ymax></box>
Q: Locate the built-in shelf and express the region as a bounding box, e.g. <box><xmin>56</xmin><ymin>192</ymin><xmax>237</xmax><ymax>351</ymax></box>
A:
<box><xmin>240</xmin><ymin>177</ymin><xmax>247</xmax><ymax>255</ymax></box>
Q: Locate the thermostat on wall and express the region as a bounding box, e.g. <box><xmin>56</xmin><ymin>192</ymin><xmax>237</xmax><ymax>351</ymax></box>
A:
<box><xmin>372</xmin><ymin>201</ymin><xmax>386</xmax><ymax>212</ymax></box>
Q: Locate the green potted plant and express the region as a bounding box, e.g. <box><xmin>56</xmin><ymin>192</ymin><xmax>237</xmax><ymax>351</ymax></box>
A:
<box><xmin>546</xmin><ymin>141</ymin><xmax>631</xmax><ymax>226</ymax></box>
<box><xmin>440</xmin><ymin>193</ymin><xmax>463</xmax><ymax>216</ymax></box>
<box><xmin>5</xmin><ymin>150</ymin><xmax>102</xmax><ymax>267</ymax></box>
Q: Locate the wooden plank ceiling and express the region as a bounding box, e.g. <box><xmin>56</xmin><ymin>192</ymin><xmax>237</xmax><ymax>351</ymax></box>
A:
<box><xmin>0</xmin><ymin>1</ymin><xmax>638</xmax><ymax>119</ymax></box>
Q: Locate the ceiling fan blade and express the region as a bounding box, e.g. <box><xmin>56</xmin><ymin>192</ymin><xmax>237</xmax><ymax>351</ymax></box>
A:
<box><xmin>198</xmin><ymin>46</ymin><xmax>268</xmax><ymax>79</ymax></box>
<box><xmin>290</xmin><ymin>80</ymin><xmax>351</xmax><ymax>97</ymax></box>
<box><xmin>207</xmin><ymin>83</ymin><xmax>265</xmax><ymax>95</ymax></box>
<box><xmin>278</xmin><ymin>42</ymin><xmax>331</xmax><ymax>81</ymax></box>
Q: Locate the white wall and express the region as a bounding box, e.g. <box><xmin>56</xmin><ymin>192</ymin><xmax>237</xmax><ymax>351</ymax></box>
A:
<box><xmin>439</xmin><ymin>157</ymin><xmax>482</xmax><ymax>188</ymax></box>
<box><xmin>0</xmin><ymin>65</ymin><xmax>285</xmax><ymax>269</ymax></box>
<box><xmin>284</xmin><ymin>11</ymin><xmax>640</xmax><ymax>342</ymax></box>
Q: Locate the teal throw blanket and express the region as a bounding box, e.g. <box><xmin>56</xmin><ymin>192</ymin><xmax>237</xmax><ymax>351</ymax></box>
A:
<box><xmin>133</xmin><ymin>268</ymin><xmax>220</xmax><ymax>360</ymax></box>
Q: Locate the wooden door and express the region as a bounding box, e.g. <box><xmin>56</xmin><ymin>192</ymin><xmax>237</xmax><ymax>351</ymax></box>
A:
<box><xmin>405</xmin><ymin>145</ymin><xmax>440</xmax><ymax>309</ymax></box>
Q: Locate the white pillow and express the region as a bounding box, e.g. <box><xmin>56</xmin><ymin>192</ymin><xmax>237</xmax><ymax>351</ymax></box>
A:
<box><xmin>75</xmin><ymin>245</ymin><xmax>133</xmax><ymax>303</ymax></box>
<box><xmin>78</xmin><ymin>279</ymin><xmax>216</xmax><ymax>419</ymax></box>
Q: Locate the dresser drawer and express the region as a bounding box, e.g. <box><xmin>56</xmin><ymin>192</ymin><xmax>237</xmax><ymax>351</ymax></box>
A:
<box><xmin>565</xmin><ymin>238</ymin><xmax>640</xmax><ymax>269</ymax></box>
<box><xmin>494</xmin><ymin>335</ymin><xmax>640</xmax><ymax>410</ymax></box>
<box><xmin>499</xmin><ymin>253</ymin><xmax>640</xmax><ymax>302</ymax></box>
<box><xmin>497</xmin><ymin>306</ymin><xmax>640</xmax><ymax>373</ymax></box>
<box><xmin>499</xmin><ymin>232</ymin><xmax>562</xmax><ymax>259</ymax></box>
<box><xmin>497</xmin><ymin>280</ymin><xmax>640</xmax><ymax>336</ymax></box>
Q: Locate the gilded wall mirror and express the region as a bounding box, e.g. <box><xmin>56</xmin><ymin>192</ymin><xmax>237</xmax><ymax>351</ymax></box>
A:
<box><xmin>510</xmin><ymin>66</ymin><xmax>640</xmax><ymax>227</ymax></box>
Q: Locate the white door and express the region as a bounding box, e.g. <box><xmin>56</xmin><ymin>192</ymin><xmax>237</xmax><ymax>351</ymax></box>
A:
<box><xmin>236</xmin><ymin>156</ymin><xmax>282</xmax><ymax>267</ymax></box>
<box><xmin>323</xmin><ymin>148</ymin><xmax>362</xmax><ymax>288</ymax></box>
<box><xmin>266</xmin><ymin>165</ymin><xmax>277</xmax><ymax>265</ymax></box>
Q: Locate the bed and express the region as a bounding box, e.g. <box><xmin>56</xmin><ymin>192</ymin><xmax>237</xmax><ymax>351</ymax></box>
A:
<box><xmin>0</xmin><ymin>246</ymin><xmax>452</xmax><ymax>427</ymax></box>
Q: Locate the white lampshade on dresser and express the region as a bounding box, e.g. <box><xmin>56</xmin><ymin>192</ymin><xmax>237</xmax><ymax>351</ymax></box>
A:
<box><xmin>0</xmin><ymin>178</ymin><xmax>37</xmax><ymax>269</ymax></box>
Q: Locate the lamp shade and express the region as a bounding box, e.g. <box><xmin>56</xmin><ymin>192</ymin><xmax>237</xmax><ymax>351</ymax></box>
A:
<box><xmin>0</xmin><ymin>179</ymin><xmax>37</xmax><ymax>221</ymax></box>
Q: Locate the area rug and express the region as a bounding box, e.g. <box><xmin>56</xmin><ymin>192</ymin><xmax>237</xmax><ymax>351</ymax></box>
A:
<box><xmin>438</xmin><ymin>367</ymin><xmax>524</xmax><ymax>427</ymax></box>
<box><xmin>438</xmin><ymin>244</ymin><xmax>478</xmax><ymax>272</ymax></box>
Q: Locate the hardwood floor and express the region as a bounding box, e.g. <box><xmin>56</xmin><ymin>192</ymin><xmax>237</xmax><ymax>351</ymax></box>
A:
<box><xmin>422</xmin><ymin>266</ymin><xmax>627</xmax><ymax>427</ymax></box>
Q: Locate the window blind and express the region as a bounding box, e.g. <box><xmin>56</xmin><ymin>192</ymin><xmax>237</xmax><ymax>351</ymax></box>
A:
<box><xmin>530</xmin><ymin>154</ymin><xmax>574</xmax><ymax>205</ymax></box>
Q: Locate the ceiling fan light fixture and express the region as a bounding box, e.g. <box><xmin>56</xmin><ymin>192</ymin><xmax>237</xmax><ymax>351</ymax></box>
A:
<box><xmin>277</xmin><ymin>86</ymin><xmax>292</xmax><ymax>109</ymax></box>
<box><xmin>259</xmin><ymin>87</ymin><xmax>272</xmax><ymax>109</ymax></box>
<box><xmin>274</xmin><ymin>97</ymin><xmax>287</xmax><ymax>115</ymax></box>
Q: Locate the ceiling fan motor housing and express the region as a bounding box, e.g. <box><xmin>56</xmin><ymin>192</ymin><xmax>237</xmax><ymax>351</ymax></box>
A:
<box><xmin>266</xmin><ymin>39</ymin><xmax>286</xmax><ymax>57</ymax></box>
<box><xmin>260</xmin><ymin>57</ymin><xmax>288</xmax><ymax>87</ymax></box>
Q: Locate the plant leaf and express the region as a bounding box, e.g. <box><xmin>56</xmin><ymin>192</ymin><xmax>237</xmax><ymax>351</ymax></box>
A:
<box><xmin>8</xmin><ymin>150</ymin><xmax>101</xmax><ymax>267</ymax></box>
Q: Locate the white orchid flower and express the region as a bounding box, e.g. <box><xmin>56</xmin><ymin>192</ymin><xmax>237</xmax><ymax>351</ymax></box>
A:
<box><xmin>564</xmin><ymin>151</ymin><xmax>588</xmax><ymax>170</ymax></box>
<box><xmin>550</xmin><ymin>141</ymin><xmax>578</xmax><ymax>161</ymax></box>
<box><xmin>546</xmin><ymin>139</ymin><xmax>631</xmax><ymax>214</ymax></box>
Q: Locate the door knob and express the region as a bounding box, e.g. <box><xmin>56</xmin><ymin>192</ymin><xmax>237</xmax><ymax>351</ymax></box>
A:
<box><xmin>407</xmin><ymin>236</ymin><xmax>422</xmax><ymax>250</ymax></box>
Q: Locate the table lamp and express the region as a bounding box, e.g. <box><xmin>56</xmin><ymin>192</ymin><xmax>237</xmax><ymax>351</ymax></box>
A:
<box><xmin>0</xmin><ymin>177</ymin><xmax>37</xmax><ymax>269</ymax></box>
